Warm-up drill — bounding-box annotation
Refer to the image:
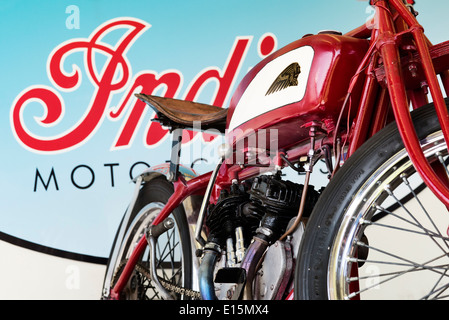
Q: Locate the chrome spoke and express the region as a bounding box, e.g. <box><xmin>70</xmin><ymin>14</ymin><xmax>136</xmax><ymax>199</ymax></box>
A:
<box><xmin>329</xmin><ymin>131</ymin><xmax>449</xmax><ymax>299</ymax></box>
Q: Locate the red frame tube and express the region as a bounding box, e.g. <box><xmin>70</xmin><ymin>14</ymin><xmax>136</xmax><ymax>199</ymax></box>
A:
<box><xmin>376</xmin><ymin>0</ymin><xmax>449</xmax><ymax>205</ymax></box>
<box><xmin>369</xmin><ymin>87</ymin><xmax>390</xmax><ymax>137</ymax></box>
<box><xmin>349</xmin><ymin>76</ymin><xmax>379</xmax><ymax>156</ymax></box>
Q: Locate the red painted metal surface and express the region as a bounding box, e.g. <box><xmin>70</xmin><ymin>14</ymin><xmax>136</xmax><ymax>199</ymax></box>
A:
<box><xmin>376</xmin><ymin>0</ymin><xmax>449</xmax><ymax>206</ymax></box>
<box><xmin>226</xmin><ymin>34</ymin><xmax>369</xmax><ymax>152</ymax></box>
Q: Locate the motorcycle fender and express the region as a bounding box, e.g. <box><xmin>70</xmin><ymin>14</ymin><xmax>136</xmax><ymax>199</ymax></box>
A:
<box><xmin>133</xmin><ymin>163</ymin><xmax>198</xmax><ymax>183</ymax></box>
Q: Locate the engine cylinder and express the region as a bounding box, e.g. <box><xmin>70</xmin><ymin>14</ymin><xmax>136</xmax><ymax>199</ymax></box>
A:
<box><xmin>246</xmin><ymin>174</ymin><xmax>319</xmax><ymax>242</ymax></box>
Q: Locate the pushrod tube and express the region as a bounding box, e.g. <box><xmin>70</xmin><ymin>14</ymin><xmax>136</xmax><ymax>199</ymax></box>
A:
<box><xmin>195</xmin><ymin>157</ymin><xmax>224</xmax><ymax>247</ymax></box>
<box><xmin>376</xmin><ymin>0</ymin><xmax>449</xmax><ymax>206</ymax></box>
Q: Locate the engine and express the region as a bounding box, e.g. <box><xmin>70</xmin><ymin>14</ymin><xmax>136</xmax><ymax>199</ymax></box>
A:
<box><xmin>201</xmin><ymin>173</ymin><xmax>321</xmax><ymax>299</ymax></box>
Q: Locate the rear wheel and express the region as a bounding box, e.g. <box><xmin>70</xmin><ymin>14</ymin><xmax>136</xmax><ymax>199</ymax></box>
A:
<box><xmin>108</xmin><ymin>177</ymin><xmax>193</xmax><ymax>300</ymax></box>
<box><xmin>295</xmin><ymin>102</ymin><xmax>449</xmax><ymax>300</ymax></box>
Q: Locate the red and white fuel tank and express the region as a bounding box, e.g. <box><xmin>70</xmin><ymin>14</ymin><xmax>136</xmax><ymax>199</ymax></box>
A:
<box><xmin>226</xmin><ymin>33</ymin><xmax>369</xmax><ymax>153</ymax></box>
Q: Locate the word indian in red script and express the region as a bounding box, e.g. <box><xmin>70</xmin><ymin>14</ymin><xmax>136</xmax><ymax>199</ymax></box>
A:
<box><xmin>11</xmin><ymin>18</ymin><xmax>274</xmax><ymax>154</ymax></box>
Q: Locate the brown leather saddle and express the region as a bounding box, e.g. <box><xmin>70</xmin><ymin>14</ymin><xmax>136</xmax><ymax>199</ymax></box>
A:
<box><xmin>135</xmin><ymin>94</ymin><xmax>228</xmax><ymax>133</ymax></box>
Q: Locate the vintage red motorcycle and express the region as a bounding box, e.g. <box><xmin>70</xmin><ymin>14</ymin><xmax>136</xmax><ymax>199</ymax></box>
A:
<box><xmin>101</xmin><ymin>0</ymin><xmax>449</xmax><ymax>300</ymax></box>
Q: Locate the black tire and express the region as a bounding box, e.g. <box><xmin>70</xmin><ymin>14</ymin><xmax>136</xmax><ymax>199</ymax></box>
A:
<box><xmin>295</xmin><ymin>101</ymin><xmax>449</xmax><ymax>300</ymax></box>
<box><xmin>106</xmin><ymin>177</ymin><xmax>192</xmax><ymax>300</ymax></box>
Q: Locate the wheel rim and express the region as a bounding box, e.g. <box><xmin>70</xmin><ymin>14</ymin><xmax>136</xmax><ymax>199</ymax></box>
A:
<box><xmin>118</xmin><ymin>202</ymin><xmax>185</xmax><ymax>299</ymax></box>
<box><xmin>329</xmin><ymin>131</ymin><xmax>449</xmax><ymax>300</ymax></box>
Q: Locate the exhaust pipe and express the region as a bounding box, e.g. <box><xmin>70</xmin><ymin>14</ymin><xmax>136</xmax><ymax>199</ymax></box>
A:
<box><xmin>240</xmin><ymin>236</ymin><xmax>269</xmax><ymax>300</ymax></box>
<box><xmin>198</xmin><ymin>243</ymin><xmax>221</xmax><ymax>300</ymax></box>
<box><xmin>198</xmin><ymin>237</ymin><xmax>269</xmax><ymax>300</ymax></box>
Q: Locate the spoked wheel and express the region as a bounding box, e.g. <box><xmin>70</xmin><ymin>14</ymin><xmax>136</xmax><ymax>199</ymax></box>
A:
<box><xmin>295</xmin><ymin>102</ymin><xmax>449</xmax><ymax>300</ymax></box>
<box><xmin>107</xmin><ymin>177</ymin><xmax>193</xmax><ymax>300</ymax></box>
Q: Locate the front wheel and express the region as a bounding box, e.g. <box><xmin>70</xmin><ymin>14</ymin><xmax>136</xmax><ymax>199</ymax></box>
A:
<box><xmin>295</xmin><ymin>102</ymin><xmax>449</xmax><ymax>300</ymax></box>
